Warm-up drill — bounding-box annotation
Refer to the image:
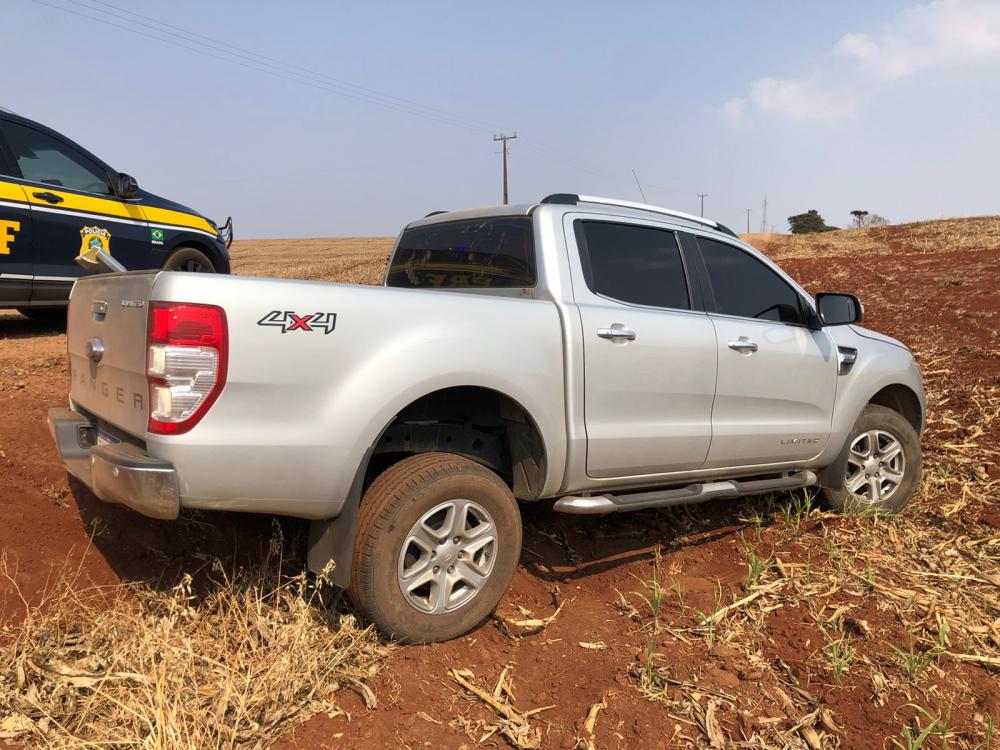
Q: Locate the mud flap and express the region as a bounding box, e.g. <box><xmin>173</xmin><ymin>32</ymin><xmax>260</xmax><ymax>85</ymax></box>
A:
<box><xmin>816</xmin><ymin>430</ymin><xmax>852</xmax><ymax>491</ymax></box>
<box><xmin>307</xmin><ymin>445</ymin><xmax>375</xmax><ymax>588</ymax></box>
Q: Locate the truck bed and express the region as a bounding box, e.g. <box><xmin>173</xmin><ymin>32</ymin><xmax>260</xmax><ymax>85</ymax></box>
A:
<box><xmin>65</xmin><ymin>271</ymin><xmax>567</xmax><ymax>519</ymax></box>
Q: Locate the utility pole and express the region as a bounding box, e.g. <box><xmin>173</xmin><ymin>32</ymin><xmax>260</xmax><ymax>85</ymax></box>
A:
<box><xmin>493</xmin><ymin>132</ymin><xmax>517</xmax><ymax>205</ymax></box>
<box><xmin>697</xmin><ymin>193</ymin><xmax>708</xmax><ymax>217</ymax></box>
<box><xmin>746</xmin><ymin>208</ymin><xmax>751</xmax><ymax>233</ymax></box>
<box><xmin>760</xmin><ymin>197</ymin><xmax>768</xmax><ymax>233</ymax></box>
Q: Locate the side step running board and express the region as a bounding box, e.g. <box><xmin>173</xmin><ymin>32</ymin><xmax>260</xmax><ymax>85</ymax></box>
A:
<box><xmin>553</xmin><ymin>470</ymin><xmax>817</xmax><ymax>515</ymax></box>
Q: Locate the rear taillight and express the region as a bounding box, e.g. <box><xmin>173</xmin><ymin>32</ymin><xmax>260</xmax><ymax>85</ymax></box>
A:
<box><xmin>146</xmin><ymin>302</ymin><xmax>228</xmax><ymax>435</ymax></box>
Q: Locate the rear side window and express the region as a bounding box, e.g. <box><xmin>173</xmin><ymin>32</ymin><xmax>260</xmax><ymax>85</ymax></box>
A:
<box><xmin>575</xmin><ymin>221</ymin><xmax>689</xmax><ymax>309</ymax></box>
<box><xmin>387</xmin><ymin>217</ymin><xmax>535</xmax><ymax>288</ymax></box>
<box><xmin>0</xmin><ymin>126</ymin><xmax>14</xmax><ymax>177</ymax></box>
<box><xmin>698</xmin><ymin>238</ymin><xmax>805</xmax><ymax>325</ymax></box>
<box><xmin>0</xmin><ymin>121</ymin><xmax>112</xmax><ymax>195</ymax></box>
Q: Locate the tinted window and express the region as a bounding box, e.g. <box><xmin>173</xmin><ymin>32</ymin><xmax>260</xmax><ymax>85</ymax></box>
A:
<box><xmin>698</xmin><ymin>238</ymin><xmax>805</xmax><ymax>324</ymax></box>
<box><xmin>0</xmin><ymin>129</ymin><xmax>14</xmax><ymax>177</ymax></box>
<box><xmin>576</xmin><ymin>221</ymin><xmax>689</xmax><ymax>309</ymax></box>
<box><xmin>387</xmin><ymin>217</ymin><xmax>535</xmax><ymax>288</ymax></box>
<box><xmin>0</xmin><ymin>121</ymin><xmax>112</xmax><ymax>194</ymax></box>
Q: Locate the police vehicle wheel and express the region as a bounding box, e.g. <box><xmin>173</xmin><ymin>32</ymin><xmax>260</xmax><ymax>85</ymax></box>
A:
<box><xmin>16</xmin><ymin>307</ymin><xmax>66</xmax><ymax>324</ymax></box>
<box><xmin>822</xmin><ymin>404</ymin><xmax>921</xmax><ymax>515</ymax></box>
<box><xmin>349</xmin><ymin>452</ymin><xmax>521</xmax><ymax>644</ymax></box>
<box><xmin>163</xmin><ymin>247</ymin><xmax>216</xmax><ymax>273</ymax></box>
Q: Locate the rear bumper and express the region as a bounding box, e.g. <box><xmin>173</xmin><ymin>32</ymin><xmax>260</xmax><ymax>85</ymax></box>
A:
<box><xmin>47</xmin><ymin>407</ymin><xmax>180</xmax><ymax>520</ymax></box>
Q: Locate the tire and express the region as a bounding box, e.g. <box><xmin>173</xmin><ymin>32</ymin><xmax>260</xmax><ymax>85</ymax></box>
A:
<box><xmin>16</xmin><ymin>307</ymin><xmax>66</xmax><ymax>324</ymax></box>
<box><xmin>822</xmin><ymin>404</ymin><xmax>921</xmax><ymax>514</ymax></box>
<box><xmin>163</xmin><ymin>246</ymin><xmax>216</xmax><ymax>273</ymax></box>
<box><xmin>349</xmin><ymin>452</ymin><xmax>522</xmax><ymax>643</ymax></box>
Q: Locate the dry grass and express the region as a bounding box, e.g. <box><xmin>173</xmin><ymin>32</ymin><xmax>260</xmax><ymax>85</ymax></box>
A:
<box><xmin>0</xmin><ymin>528</ymin><xmax>389</xmax><ymax>748</ymax></box>
<box><xmin>744</xmin><ymin>215</ymin><xmax>1000</xmax><ymax>260</ymax></box>
<box><xmin>230</xmin><ymin>237</ymin><xmax>393</xmax><ymax>284</ymax></box>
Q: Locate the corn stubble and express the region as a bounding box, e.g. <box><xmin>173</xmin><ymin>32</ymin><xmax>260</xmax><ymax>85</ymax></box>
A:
<box><xmin>0</xmin><ymin>543</ymin><xmax>388</xmax><ymax>748</ymax></box>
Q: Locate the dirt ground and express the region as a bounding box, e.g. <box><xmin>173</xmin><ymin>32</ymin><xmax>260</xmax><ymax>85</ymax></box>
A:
<box><xmin>1</xmin><ymin>221</ymin><xmax>998</xmax><ymax>749</ymax></box>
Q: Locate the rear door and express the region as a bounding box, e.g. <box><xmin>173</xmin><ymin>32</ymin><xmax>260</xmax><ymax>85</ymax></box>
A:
<box><xmin>568</xmin><ymin>217</ymin><xmax>717</xmax><ymax>478</ymax></box>
<box><xmin>690</xmin><ymin>235</ymin><xmax>838</xmax><ymax>467</ymax></box>
<box><xmin>0</xmin><ymin>127</ymin><xmax>32</xmax><ymax>306</ymax></box>
<box><xmin>0</xmin><ymin>120</ymin><xmax>151</xmax><ymax>304</ymax></box>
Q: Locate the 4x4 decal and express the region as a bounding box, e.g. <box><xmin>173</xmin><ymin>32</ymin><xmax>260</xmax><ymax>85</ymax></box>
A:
<box><xmin>257</xmin><ymin>311</ymin><xmax>337</xmax><ymax>334</ymax></box>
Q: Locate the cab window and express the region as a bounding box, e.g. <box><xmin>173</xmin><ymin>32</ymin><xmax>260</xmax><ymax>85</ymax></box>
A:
<box><xmin>575</xmin><ymin>220</ymin><xmax>690</xmax><ymax>309</ymax></box>
<box><xmin>0</xmin><ymin>131</ymin><xmax>15</xmax><ymax>177</ymax></box>
<box><xmin>698</xmin><ymin>237</ymin><xmax>805</xmax><ymax>325</ymax></box>
<box><xmin>387</xmin><ymin>217</ymin><xmax>535</xmax><ymax>288</ymax></box>
<box><xmin>0</xmin><ymin>121</ymin><xmax>112</xmax><ymax>195</ymax></box>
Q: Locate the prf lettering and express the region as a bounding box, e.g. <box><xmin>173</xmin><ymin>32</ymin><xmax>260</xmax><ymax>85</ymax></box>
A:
<box><xmin>0</xmin><ymin>220</ymin><xmax>19</xmax><ymax>255</ymax></box>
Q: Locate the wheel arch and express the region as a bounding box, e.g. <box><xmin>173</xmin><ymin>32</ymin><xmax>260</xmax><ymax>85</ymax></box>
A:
<box><xmin>817</xmin><ymin>381</ymin><xmax>924</xmax><ymax>492</ymax></box>
<box><xmin>867</xmin><ymin>383</ymin><xmax>923</xmax><ymax>434</ymax></box>
<box><xmin>365</xmin><ymin>384</ymin><xmax>549</xmax><ymax>501</ymax></box>
<box><xmin>309</xmin><ymin>382</ymin><xmax>552</xmax><ymax>588</ymax></box>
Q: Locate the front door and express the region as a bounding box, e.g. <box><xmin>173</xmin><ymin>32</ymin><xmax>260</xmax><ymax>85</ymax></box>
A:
<box><xmin>0</xmin><ymin>176</ymin><xmax>32</xmax><ymax>307</ymax></box>
<box><xmin>694</xmin><ymin>236</ymin><xmax>838</xmax><ymax>468</ymax></box>
<box><xmin>570</xmin><ymin>218</ymin><xmax>718</xmax><ymax>478</ymax></box>
<box><xmin>0</xmin><ymin>120</ymin><xmax>150</xmax><ymax>304</ymax></box>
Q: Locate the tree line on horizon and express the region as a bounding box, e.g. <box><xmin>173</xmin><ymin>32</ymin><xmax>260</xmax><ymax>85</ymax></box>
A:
<box><xmin>787</xmin><ymin>209</ymin><xmax>889</xmax><ymax>234</ymax></box>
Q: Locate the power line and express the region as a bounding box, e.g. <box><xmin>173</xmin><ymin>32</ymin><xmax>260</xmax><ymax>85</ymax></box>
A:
<box><xmin>27</xmin><ymin>0</ymin><xmax>496</xmax><ymax>132</ymax></box>
<box><xmin>77</xmin><ymin>0</ymin><xmax>505</xmax><ymax>133</ymax></box>
<box><xmin>23</xmin><ymin>0</ymin><xmax>700</xmax><ymax>201</ymax></box>
<box><xmin>493</xmin><ymin>133</ymin><xmax>517</xmax><ymax>205</ymax></box>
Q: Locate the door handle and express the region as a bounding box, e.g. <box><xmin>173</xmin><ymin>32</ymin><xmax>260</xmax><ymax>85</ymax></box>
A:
<box><xmin>727</xmin><ymin>337</ymin><xmax>758</xmax><ymax>353</ymax></box>
<box><xmin>597</xmin><ymin>326</ymin><xmax>636</xmax><ymax>341</ymax></box>
<box><xmin>33</xmin><ymin>191</ymin><xmax>63</xmax><ymax>204</ymax></box>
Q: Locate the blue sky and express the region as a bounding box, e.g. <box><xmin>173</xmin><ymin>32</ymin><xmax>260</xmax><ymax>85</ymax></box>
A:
<box><xmin>6</xmin><ymin>0</ymin><xmax>1000</xmax><ymax>237</ymax></box>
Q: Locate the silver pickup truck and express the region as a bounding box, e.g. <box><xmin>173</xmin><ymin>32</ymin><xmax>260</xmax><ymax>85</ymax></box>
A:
<box><xmin>49</xmin><ymin>193</ymin><xmax>925</xmax><ymax>642</ymax></box>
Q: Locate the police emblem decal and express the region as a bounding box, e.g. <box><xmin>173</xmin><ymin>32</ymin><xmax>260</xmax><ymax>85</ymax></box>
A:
<box><xmin>79</xmin><ymin>226</ymin><xmax>112</xmax><ymax>258</ymax></box>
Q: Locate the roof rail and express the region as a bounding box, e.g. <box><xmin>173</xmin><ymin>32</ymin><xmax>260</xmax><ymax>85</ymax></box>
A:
<box><xmin>423</xmin><ymin>210</ymin><xmax>448</xmax><ymax>218</ymax></box>
<box><xmin>540</xmin><ymin>193</ymin><xmax>723</xmax><ymax>231</ymax></box>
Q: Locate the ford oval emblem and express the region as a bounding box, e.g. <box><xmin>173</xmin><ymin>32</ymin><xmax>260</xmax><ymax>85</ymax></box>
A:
<box><xmin>86</xmin><ymin>338</ymin><xmax>105</xmax><ymax>363</ymax></box>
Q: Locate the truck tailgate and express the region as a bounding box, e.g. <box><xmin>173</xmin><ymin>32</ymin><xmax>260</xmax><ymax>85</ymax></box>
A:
<box><xmin>68</xmin><ymin>272</ymin><xmax>155</xmax><ymax>438</ymax></box>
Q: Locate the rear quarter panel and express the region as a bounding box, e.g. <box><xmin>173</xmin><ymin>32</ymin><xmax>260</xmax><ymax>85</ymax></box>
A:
<box><xmin>145</xmin><ymin>273</ymin><xmax>567</xmax><ymax>518</ymax></box>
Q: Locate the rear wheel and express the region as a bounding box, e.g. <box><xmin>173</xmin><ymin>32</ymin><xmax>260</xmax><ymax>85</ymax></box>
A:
<box><xmin>349</xmin><ymin>453</ymin><xmax>521</xmax><ymax>643</ymax></box>
<box><xmin>163</xmin><ymin>246</ymin><xmax>216</xmax><ymax>273</ymax></box>
<box><xmin>823</xmin><ymin>404</ymin><xmax>921</xmax><ymax>514</ymax></box>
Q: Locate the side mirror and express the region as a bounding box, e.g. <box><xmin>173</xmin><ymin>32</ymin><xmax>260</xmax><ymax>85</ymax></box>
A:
<box><xmin>816</xmin><ymin>293</ymin><xmax>864</xmax><ymax>326</ymax></box>
<box><xmin>113</xmin><ymin>172</ymin><xmax>140</xmax><ymax>199</ymax></box>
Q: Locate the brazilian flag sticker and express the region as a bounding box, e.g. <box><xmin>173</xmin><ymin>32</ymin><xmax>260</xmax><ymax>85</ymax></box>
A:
<box><xmin>150</xmin><ymin>228</ymin><xmax>165</xmax><ymax>244</ymax></box>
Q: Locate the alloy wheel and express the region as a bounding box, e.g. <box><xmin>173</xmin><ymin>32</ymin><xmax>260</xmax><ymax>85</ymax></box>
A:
<box><xmin>845</xmin><ymin>429</ymin><xmax>906</xmax><ymax>504</ymax></box>
<box><xmin>397</xmin><ymin>499</ymin><xmax>497</xmax><ymax>614</ymax></box>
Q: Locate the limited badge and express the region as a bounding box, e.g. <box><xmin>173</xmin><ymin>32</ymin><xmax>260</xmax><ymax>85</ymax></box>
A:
<box><xmin>150</xmin><ymin>227</ymin><xmax>165</xmax><ymax>246</ymax></box>
<box><xmin>79</xmin><ymin>226</ymin><xmax>112</xmax><ymax>259</ymax></box>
